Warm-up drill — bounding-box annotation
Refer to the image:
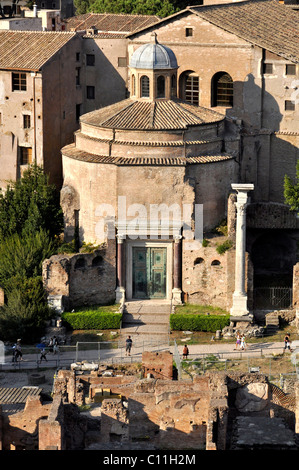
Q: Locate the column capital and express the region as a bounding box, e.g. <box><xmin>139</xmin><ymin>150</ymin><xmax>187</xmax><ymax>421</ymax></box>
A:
<box><xmin>116</xmin><ymin>233</ymin><xmax>126</xmax><ymax>243</ymax></box>
<box><xmin>231</xmin><ymin>183</ymin><xmax>254</xmax><ymax>193</ymax></box>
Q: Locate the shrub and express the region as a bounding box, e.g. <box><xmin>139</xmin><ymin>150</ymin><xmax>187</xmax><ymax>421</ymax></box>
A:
<box><xmin>216</xmin><ymin>239</ymin><xmax>233</xmax><ymax>255</ymax></box>
<box><xmin>62</xmin><ymin>309</ymin><xmax>122</xmax><ymax>330</ymax></box>
<box><xmin>170</xmin><ymin>314</ymin><xmax>230</xmax><ymax>332</ymax></box>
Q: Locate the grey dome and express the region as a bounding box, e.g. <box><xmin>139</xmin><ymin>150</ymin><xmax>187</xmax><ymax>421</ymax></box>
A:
<box><xmin>130</xmin><ymin>40</ymin><xmax>178</xmax><ymax>70</ymax></box>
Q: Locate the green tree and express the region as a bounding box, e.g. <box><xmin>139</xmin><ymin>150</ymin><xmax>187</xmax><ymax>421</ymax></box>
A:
<box><xmin>284</xmin><ymin>160</ymin><xmax>299</xmax><ymax>214</ymax></box>
<box><xmin>0</xmin><ymin>278</ymin><xmax>51</xmax><ymax>343</ymax></box>
<box><xmin>73</xmin><ymin>0</ymin><xmax>91</xmax><ymax>14</ymax></box>
<box><xmin>0</xmin><ymin>164</ymin><xmax>63</xmax><ymax>242</ymax></box>
<box><xmin>0</xmin><ymin>165</ymin><xmax>64</xmax><ymax>342</ymax></box>
<box><xmin>74</xmin><ymin>0</ymin><xmax>207</xmax><ymax>18</ymax></box>
<box><xmin>0</xmin><ymin>229</ymin><xmax>56</xmax><ymax>292</ymax></box>
<box><xmin>88</xmin><ymin>0</ymin><xmax>177</xmax><ymax>16</ymax></box>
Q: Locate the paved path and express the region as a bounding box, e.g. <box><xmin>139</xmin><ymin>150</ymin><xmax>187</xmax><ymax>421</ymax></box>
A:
<box><xmin>1</xmin><ymin>339</ymin><xmax>297</xmax><ymax>371</ymax></box>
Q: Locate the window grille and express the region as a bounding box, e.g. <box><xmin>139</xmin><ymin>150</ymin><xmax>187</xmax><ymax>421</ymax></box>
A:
<box><xmin>185</xmin><ymin>73</ymin><xmax>199</xmax><ymax>105</ymax></box>
<box><xmin>12</xmin><ymin>72</ymin><xmax>26</xmax><ymax>91</ymax></box>
<box><xmin>141</xmin><ymin>76</ymin><xmax>150</xmax><ymax>98</ymax></box>
<box><xmin>212</xmin><ymin>72</ymin><xmax>233</xmax><ymax>107</ymax></box>
<box><xmin>263</xmin><ymin>63</ymin><xmax>273</xmax><ymax>74</ymax></box>
<box><xmin>286</xmin><ymin>64</ymin><xmax>296</xmax><ymax>76</ymax></box>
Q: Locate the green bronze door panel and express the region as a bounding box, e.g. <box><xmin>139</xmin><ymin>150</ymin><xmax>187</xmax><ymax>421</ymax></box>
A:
<box><xmin>132</xmin><ymin>247</ymin><xmax>147</xmax><ymax>298</ymax></box>
<box><xmin>132</xmin><ymin>247</ymin><xmax>167</xmax><ymax>299</ymax></box>
<box><xmin>150</xmin><ymin>248</ymin><xmax>167</xmax><ymax>298</ymax></box>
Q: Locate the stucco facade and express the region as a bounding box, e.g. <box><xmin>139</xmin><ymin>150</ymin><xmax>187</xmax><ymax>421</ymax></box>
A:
<box><xmin>0</xmin><ymin>31</ymin><xmax>83</xmax><ymax>189</ymax></box>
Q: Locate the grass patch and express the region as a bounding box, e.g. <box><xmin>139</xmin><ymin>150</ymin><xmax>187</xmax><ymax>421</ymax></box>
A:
<box><xmin>174</xmin><ymin>303</ymin><xmax>228</xmax><ymax>315</ymax></box>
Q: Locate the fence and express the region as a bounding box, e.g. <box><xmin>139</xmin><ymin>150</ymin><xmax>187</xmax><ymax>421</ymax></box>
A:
<box><xmin>254</xmin><ymin>287</ymin><xmax>292</xmax><ymax>310</ymax></box>
<box><xmin>2</xmin><ymin>341</ymin><xmax>299</xmax><ymax>378</ymax></box>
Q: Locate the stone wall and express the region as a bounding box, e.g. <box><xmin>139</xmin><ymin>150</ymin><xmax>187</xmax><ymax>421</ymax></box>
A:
<box><xmin>39</xmin><ymin>397</ymin><xmax>65</xmax><ymax>450</ymax></box>
<box><xmin>1</xmin><ymin>397</ymin><xmax>52</xmax><ymax>450</ymax></box>
<box><xmin>182</xmin><ymin>243</ymin><xmax>253</xmax><ymax>311</ymax></box>
<box><xmin>1</xmin><ymin>365</ymin><xmax>298</xmax><ymax>450</ymax></box>
<box><xmin>42</xmin><ymin>239</ymin><xmax>116</xmax><ymax>310</ymax></box>
<box><xmin>142</xmin><ymin>351</ymin><xmax>173</xmax><ymax>379</ymax></box>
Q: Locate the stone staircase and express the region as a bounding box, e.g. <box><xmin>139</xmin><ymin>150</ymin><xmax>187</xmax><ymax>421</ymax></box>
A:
<box><xmin>265</xmin><ymin>311</ymin><xmax>280</xmax><ymax>335</ymax></box>
<box><xmin>120</xmin><ymin>300</ymin><xmax>171</xmax><ymax>344</ymax></box>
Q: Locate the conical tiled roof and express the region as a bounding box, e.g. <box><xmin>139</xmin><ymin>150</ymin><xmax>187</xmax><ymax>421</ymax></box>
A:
<box><xmin>80</xmin><ymin>98</ymin><xmax>224</xmax><ymax>130</ymax></box>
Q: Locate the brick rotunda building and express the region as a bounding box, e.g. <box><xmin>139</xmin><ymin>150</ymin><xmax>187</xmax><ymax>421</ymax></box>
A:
<box><xmin>60</xmin><ymin>34</ymin><xmax>240</xmax><ymax>304</ymax></box>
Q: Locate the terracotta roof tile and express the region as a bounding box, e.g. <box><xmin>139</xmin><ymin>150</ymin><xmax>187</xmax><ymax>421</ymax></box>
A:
<box><xmin>81</xmin><ymin>98</ymin><xmax>224</xmax><ymax>130</ymax></box>
<box><xmin>65</xmin><ymin>12</ymin><xmax>159</xmax><ymax>33</ymax></box>
<box><xmin>0</xmin><ymin>31</ymin><xmax>76</xmax><ymax>71</ymax></box>
<box><xmin>128</xmin><ymin>0</ymin><xmax>299</xmax><ymax>63</ymax></box>
<box><xmin>62</xmin><ymin>143</ymin><xmax>233</xmax><ymax>166</ymax></box>
<box><xmin>190</xmin><ymin>0</ymin><xmax>299</xmax><ymax>63</ymax></box>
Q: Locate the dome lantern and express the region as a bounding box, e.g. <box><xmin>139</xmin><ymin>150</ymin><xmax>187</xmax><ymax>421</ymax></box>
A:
<box><xmin>129</xmin><ymin>34</ymin><xmax>178</xmax><ymax>101</ymax></box>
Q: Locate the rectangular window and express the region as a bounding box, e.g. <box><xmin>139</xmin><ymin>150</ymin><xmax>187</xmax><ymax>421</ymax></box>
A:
<box><xmin>23</xmin><ymin>114</ymin><xmax>31</xmax><ymax>129</ymax></box>
<box><xmin>285</xmin><ymin>100</ymin><xmax>295</xmax><ymax>111</ymax></box>
<box><xmin>76</xmin><ymin>103</ymin><xmax>81</xmax><ymax>122</ymax></box>
<box><xmin>185</xmin><ymin>27</ymin><xmax>193</xmax><ymax>37</ymax></box>
<box><xmin>76</xmin><ymin>67</ymin><xmax>81</xmax><ymax>86</ymax></box>
<box><xmin>263</xmin><ymin>63</ymin><xmax>273</xmax><ymax>74</ymax></box>
<box><xmin>12</xmin><ymin>72</ymin><xmax>27</xmax><ymax>91</ymax></box>
<box><xmin>86</xmin><ymin>86</ymin><xmax>95</xmax><ymax>99</ymax></box>
<box><xmin>118</xmin><ymin>57</ymin><xmax>127</xmax><ymax>67</ymax></box>
<box><xmin>76</xmin><ymin>52</ymin><xmax>80</xmax><ymax>62</ymax></box>
<box><xmin>286</xmin><ymin>64</ymin><xmax>296</xmax><ymax>76</ymax></box>
<box><xmin>86</xmin><ymin>54</ymin><xmax>95</xmax><ymax>66</ymax></box>
<box><xmin>20</xmin><ymin>147</ymin><xmax>32</xmax><ymax>165</ymax></box>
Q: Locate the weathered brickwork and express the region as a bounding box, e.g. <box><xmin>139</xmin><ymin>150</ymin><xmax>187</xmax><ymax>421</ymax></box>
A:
<box><xmin>0</xmin><ymin>358</ymin><xmax>298</xmax><ymax>450</ymax></box>
<box><xmin>42</xmin><ymin>239</ymin><xmax>116</xmax><ymax>309</ymax></box>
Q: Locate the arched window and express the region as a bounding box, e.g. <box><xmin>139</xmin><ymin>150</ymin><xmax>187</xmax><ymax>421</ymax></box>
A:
<box><xmin>211</xmin><ymin>260</ymin><xmax>221</xmax><ymax>266</ymax></box>
<box><xmin>180</xmin><ymin>71</ymin><xmax>199</xmax><ymax>105</ymax></box>
<box><xmin>74</xmin><ymin>258</ymin><xmax>86</xmax><ymax>270</ymax></box>
<box><xmin>157</xmin><ymin>75</ymin><xmax>165</xmax><ymax>98</ymax></box>
<box><xmin>211</xmin><ymin>72</ymin><xmax>233</xmax><ymax>107</ymax></box>
<box><xmin>140</xmin><ymin>75</ymin><xmax>150</xmax><ymax>98</ymax></box>
<box><xmin>131</xmin><ymin>74</ymin><xmax>136</xmax><ymax>96</ymax></box>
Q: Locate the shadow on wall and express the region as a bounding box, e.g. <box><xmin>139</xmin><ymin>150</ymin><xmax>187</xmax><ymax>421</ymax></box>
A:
<box><xmin>226</xmin><ymin>73</ymin><xmax>297</xmax><ymax>205</ymax></box>
<box><xmin>83</xmin><ymin>40</ymin><xmax>128</xmax><ymax>112</ymax></box>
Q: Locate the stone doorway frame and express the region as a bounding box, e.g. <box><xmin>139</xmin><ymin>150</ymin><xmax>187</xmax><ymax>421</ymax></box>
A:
<box><xmin>126</xmin><ymin>239</ymin><xmax>174</xmax><ymax>301</ymax></box>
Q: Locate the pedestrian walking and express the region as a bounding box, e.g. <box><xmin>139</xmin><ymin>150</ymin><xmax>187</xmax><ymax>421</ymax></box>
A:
<box><xmin>53</xmin><ymin>336</ymin><xmax>59</xmax><ymax>355</ymax></box>
<box><xmin>125</xmin><ymin>335</ymin><xmax>132</xmax><ymax>356</ymax></box>
<box><xmin>49</xmin><ymin>337</ymin><xmax>54</xmax><ymax>353</ymax></box>
<box><xmin>39</xmin><ymin>348</ymin><xmax>48</xmax><ymax>363</ymax></box>
<box><xmin>284</xmin><ymin>333</ymin><xmax>292</xmax><ymax>352</ymax></box>
<box><xmin>234</xmin><ymin>332</ymin><xmax>241</xmax><ymax>350</ymax></box>
<box><xmin>14</xmin><ymin>339</ymin><xmax>23</xmax><ymax>361</ymax></box>
<box><xmin>240</xmin><ymin>334</ymin><xmax>246</xmax><ymax>350</ymax></box>
<box><xmin>182</xmin><ymin>344</ymin><xmax>189</xmax><ymax>360</ymax></box>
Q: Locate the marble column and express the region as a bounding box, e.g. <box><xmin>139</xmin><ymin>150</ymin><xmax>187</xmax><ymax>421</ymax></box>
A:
<box><xmin>172</xmin><ymin>235</ymin><xmax>182</xmax><ymax>304</ymax></box>
<box><xmin>115</xmin><ymin>234</ymin><xmax>126</xmax><ymax>304</ymax></box>
<box><xmin>230</xmin><ymin>183</ymin><xmax>254</xmax><ymax>319</ymax></box>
